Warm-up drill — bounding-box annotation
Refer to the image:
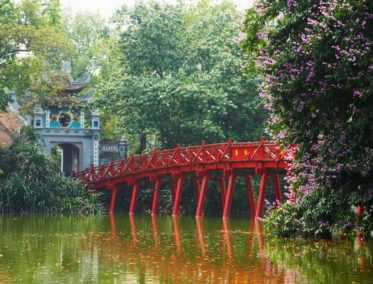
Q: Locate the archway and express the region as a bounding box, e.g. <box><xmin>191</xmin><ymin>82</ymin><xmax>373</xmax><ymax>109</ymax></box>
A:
<box><xmin>55</xmin><ymin>143</ymin><xmax>80</xmax><ymax>176</ymax></box>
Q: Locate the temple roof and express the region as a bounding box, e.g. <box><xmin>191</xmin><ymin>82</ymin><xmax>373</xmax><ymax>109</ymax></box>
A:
<box><xmin>47</xmin><ymin>73</ymin><xmax>91</xmax><ymax>95</ymax></box>
<box><xmin>65</xmin><ymin>74</ymin><xmax>91</xmax><ymax>94</ymax></box>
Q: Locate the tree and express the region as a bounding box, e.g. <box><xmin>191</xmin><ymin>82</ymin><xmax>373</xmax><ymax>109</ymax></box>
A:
<box><xmin>0</xmin><ymin>0</ymin><xmax>70</xmax><ymax>111</ymax></box>
<box><xmin>244</xmin><ymin>0</ymin><xmax>373</xmax><ymax>237</ymax></box>
<box><xmin>65</xmin><ymin>12</ymin><xmax>108</xmax><ymax>79</ymax></box>
<box><xmin>94</xmin><ymin>0</ymin><xmax>266</xmax><ymax>152</ymax></box>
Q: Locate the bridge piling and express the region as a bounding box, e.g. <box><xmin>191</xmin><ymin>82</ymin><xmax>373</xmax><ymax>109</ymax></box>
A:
<box><xmin>151</xmin><ymin>178</ymin><xmax>161</xmax><ymax>215</ymax></box>
<box><xmin>172</xmin><ymin>175</ymin><xmax>184</xmax><ymax>216</ymax></box>
<box><xmin>109</xmin><ymin>184</ymin><xmax>120</xmax><ymax>214</ymax></box>
<box><xmin>195</xmin><ymin>173</ymin><xmax>209</xmax><ymax>217</ymax></box>
<box><xmin>129</xmin><ymin>182</ymin><xmax>139</xmax><ymax>214</ymax></box>
<box><xmin>255</xmin><ymin>173</ymin><xmax>268</xmax><ymax>218</ymax></box>
<box><xmin>222</xmin><ymin>173</ymin><xmax>237</xmax><ymax>218</ymax></box>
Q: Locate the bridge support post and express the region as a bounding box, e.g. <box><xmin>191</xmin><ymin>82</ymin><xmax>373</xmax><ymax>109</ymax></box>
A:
<box><xmin>356</xmin><ymin>204</ymin><xmax>364</xmax><ymax>222</ymax></box>
<box><xmin>172</xmin><ymin>175</ymin><xmax>184</xmax><ymax>216</ymax></box>
<box><xmin>245</xmin><ymin>176</ymin><xmax>256</xmax><ymax>219</ymax></box>
<box><xmin>272</xmin><ymin>174</ymin><xmax>282</xmax><ymax>204</ymax></box>
<box><xmin>109</xmin><ymin>184</ymin><xmax>120</xmax><ymax>214</ymax></box>
<box><xmin>218</xmin><ymin>176</ymin><xmax>227</xmax><ymax>212</ymax></box>
<box><xmin>196</xmin><ymin>173</ymin><xmax>209</xmax><ymax>217</ymax></box>
<box><xmin>223</xmin><ymin>173</ymin><xmax>236</xmax><ymax>218</ymax></box>
<box><xmin>255</xmin><ymin>173</ymin><xmax>268</xmax><ymax>218</ymax></box>
<box><xmin>129</xmin><ymin>182</ymin><xmax>139</xmax><ymax>214</ymax></box>
<box><xmin>151</xmin><ymin>178</ymin><xmax>161</xmax><ymax>215</ymax></box>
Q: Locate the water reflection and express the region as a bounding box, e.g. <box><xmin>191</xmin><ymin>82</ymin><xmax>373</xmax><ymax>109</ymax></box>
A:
<box><xmin>0</xmin><ymin>215</ymin><xmax>372</xmax><ymax>283</ymax></box>
<box><xmin>101</xmin><ymin>215</ymin><xmax>296</xmax><ymax>283</ymax></box>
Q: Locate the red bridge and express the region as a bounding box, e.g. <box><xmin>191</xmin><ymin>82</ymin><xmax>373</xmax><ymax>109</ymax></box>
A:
<box><xmin>76</xmin><ymin>138</ymin><xmax>297</xmax><ymax>218</ymax></box>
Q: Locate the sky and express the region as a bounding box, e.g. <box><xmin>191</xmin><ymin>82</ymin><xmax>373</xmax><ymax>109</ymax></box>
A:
<box><xmin>60</xmin><ymin>0</ymin><xmax>254</xmax><ymax>18</ymax></box>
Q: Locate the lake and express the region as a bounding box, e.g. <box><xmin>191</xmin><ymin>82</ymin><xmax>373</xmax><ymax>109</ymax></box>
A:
<box><xmin>0</xmin><ymin>214</ymin><xmax>372</xmax><ymax>283</ymax></box>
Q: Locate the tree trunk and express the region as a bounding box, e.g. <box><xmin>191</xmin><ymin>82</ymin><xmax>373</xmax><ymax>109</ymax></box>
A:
<box><xmin>139</xmin><ymin>132</ymin><xmax>147</xmax><ymax>153</ymax></box>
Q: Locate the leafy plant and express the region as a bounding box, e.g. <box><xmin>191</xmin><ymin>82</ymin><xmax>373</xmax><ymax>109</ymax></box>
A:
<box><xmin>244</xmin><ymin>0</ymin><xmax>373</xmax><ymax>238</ymax></box>
<box><xmin>0</xmin><ymin>126</ymin><xmax>104</xmax><ymax>214</ymax></box>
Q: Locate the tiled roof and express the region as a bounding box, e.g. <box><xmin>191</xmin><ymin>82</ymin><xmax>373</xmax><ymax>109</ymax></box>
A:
<box><xmin>0</xmin><ymin>110</ymin><xmax>24</xmax><ymax>147</ymax></box>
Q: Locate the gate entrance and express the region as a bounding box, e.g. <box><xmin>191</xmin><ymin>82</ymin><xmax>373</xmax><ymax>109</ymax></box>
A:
<box><xmin>56</xmin><ymin>143</ymin><xmax>80</xmax><ymax>176</ymax></box>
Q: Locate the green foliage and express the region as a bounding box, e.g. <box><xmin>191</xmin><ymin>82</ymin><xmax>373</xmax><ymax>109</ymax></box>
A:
<box><xmin>245</xmin><ymin>0</ymin><xmax>373</xmax><ymax>238</ymax></box>
<box><xmin>115</xmin><ymin>1</ymin><xmax>184</xmax><ymax>78</ymax></box>
<box><xmin>94</xmin><ymin>0</ymin><xmax>266</xmax><ymax>150</ymax></box>
<box><xmin>263</xmin><ymin>202</ymin><xmax>302</xmax><ymax>237</ymax></box>
<box><xmin>359</xmin><ymin>205</ymin><xmax>373</xmax><ymax>238</ymax></box>
<box><xmin>0</xmin><ymin>126</ymin><xmax>104</xmax><ymax>214</ymax></box>
<box><xmin>65</xmin><ymin>12</ymin><xmax>108</xmax><ymax>79</ymax></box>
<box><xmin>0</xmin><ymin>0</ymin><xmax>71</xmax><ymax>111</ymax></box>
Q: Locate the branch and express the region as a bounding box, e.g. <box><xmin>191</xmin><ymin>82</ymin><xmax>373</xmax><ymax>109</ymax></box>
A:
<box><xmin>15</xmin><ymin>49</ymin><xmax>32</xmax><ymax>53</ymax></box>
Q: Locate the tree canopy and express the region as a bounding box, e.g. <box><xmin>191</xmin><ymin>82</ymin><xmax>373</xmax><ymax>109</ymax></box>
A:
<box><xmin>94</xmin><ymin>0</ymin><xmax>266</xmax><ymax>152</ymax></box>
<box><xmin>0</xmin><ymin>0</ymin><xmax>71</xmax><ymax>111</ymax></box>
<box><xmin>244</xmin><ymin>0</ymin><xmax>373</xmax><ymax>237</ymax></box>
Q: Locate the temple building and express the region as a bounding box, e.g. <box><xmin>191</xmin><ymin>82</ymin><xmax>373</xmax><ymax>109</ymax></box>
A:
<box><xmin>29</xmin><ymin>70</ymin><xmax>100</xmax><ymax>175</ymax></box>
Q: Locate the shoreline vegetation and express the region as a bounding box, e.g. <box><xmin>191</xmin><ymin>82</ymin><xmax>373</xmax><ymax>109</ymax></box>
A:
<box><xmin>0</xmin><ymin>126</ymin><xmax>104</xmax><ymax>215</ymax></box>
<box><xmin>244</xmin><ymin>0</ymin><xmax>373</xmax><ymax>239</ymax></box>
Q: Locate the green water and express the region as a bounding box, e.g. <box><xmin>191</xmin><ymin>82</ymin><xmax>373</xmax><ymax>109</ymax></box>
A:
<box><xmin>0</xmin><ymin>215</ymin><xmax>372</xmax><ymax>283</ymax></box>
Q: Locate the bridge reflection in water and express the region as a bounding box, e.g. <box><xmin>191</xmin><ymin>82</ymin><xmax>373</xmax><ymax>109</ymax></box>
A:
<box><xmin>85</xmin><ymin>215</ymin><xmax>301</xmax><ymax>283</ymax></box>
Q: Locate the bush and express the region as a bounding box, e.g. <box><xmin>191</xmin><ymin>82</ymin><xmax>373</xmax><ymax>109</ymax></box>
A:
<box><xmin>0</xmin><ymin>126</ymin><xmax>104</xmax><ymax>214</ymax></box>
<box><xmin>263</xmin><ymin>202</ymin><xmax>302</xmax><ymax>237</ymax></box>
<box><xmin>264</xmin><ymin>185</ymin><xmax>373</xmax><ymax>238</ymax></box>
<box><xmin>244</xmin><ymin>0</ymin><xmax>373</xmax><ymax>239</ymax></box>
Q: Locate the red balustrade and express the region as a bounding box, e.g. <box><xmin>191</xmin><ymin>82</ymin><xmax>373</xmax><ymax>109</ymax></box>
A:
<box><xmin>76</xmin><ymin>138</ymin><xmax>297</xmax><ymax>219</ymax></box>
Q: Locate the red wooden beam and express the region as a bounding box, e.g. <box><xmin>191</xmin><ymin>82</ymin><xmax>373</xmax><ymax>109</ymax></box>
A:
<box><xmin>222</xmin><ymin>173</ymin><xmax>236</xmax><ymax>218</ymax></box>
<box><xmin>255</xmin><ymin>173</ymin><xmax>268</xmax><ymax>219</ymax></box>
<box><xmin>195</xmin><ymin>172</ymin><xmax>209</xmax><ymax>217</ymax></box>
<box><xmin>129</xmin><ymin>182</ymin><xmax>139</xmax><ymax>214</ymax></box>
<box><xmin>151</xmin><ymin>178</ymin><xmax>161</xmax><ymax>215</ymax></box>
<box><xmin>172</xmin><ymin>175</ymin><xmax>184</xmax><ymax>216</ymax></box>
<box><xmin>109</xmin><ymin>184</ymin><xmax>120</xmax><ymax>214</ymax></box>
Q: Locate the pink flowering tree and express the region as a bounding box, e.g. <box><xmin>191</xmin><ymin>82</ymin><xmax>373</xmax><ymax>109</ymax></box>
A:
<box><xmin>244</xmin><ymin>0</ymin><xmax>373</xmax><ymax>237</ymax></box>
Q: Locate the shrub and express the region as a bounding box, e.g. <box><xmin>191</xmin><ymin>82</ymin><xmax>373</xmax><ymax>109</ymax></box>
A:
<box><xmin>0</xmin><ymin>126</ymin><xmax>104</xmax><ymax>214</ymax></box>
